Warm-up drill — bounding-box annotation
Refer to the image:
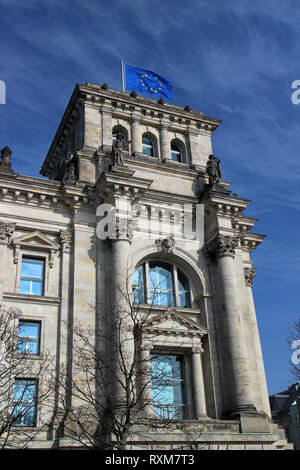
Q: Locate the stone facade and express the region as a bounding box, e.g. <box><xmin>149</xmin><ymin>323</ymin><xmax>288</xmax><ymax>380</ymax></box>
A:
<box><xmin>0</xmin><ymin>83</ymin><xmax>290</xmax><ymax>449</ymax></box>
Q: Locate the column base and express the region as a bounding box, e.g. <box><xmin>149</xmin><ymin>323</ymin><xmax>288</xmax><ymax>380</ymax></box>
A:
<box><xmin>223</xmin><ymin>403</ymin><xmax>258</xmax><ymax>419</ymax></box>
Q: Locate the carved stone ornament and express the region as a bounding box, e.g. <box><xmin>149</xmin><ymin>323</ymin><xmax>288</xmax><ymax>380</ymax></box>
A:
<box><xmin>205</xmin><ymin>234</ymin><xmax>239</xmax><ymax>258</ymax></box>
<box><xmin>244</xmin><ymin>267</ymin><xmax>257</xmax><ymax>287</ymax></box>
<box><xmin>59</xmin><ymin>230</ymin><xmax>73</xmax><ymax>252</ymax></box>
<box><xmin>0</xmin><ymin>145</ymin><xmax>14</xmax><ymax>174</ymax></box>
<box><xmin>0</xmin><ymin>221</ymin><xmax>15</xmax><ymax>243</ymax></box>
<box><xmin>155</xmin><ymin>236</ymin><xmax>176</xmax><ymax>254</ymax></box>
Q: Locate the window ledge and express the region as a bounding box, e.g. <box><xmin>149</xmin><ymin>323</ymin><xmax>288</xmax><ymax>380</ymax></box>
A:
<box><xmin>162</xmin><ymin>158</ymin><xmax>189</xmax><ymax>168</ymax></box>
<box><xmin>3</xmin><ymin>292</ymin><xmax>61</xmax><ymax>305</ymax></box>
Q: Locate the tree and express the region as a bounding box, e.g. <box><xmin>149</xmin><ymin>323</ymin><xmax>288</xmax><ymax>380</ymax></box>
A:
<box><xmin>50</xmin><ymin>277</ymin><xmax>206</xmax><ymax>450</ymax></box>
<box><xmin>0</xmin><ymin>306</ymin><xmax>53</xmax><ymax>448</ymax></box>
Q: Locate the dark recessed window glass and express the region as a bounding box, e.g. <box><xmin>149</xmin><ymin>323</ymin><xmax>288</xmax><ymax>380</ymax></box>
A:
<box><xmin>151</xmin><ymin>354</ymin><xmax>186</xmax><ymax>419</ymax></box>
<box><xmin>142</xmin><ymin>137</ymin><xmax>154</xmax><ymax>156</ymax></box>
<box><xmin>171</xmin><ymin>142</ymin><xmax>183</xmax><ymax>162</ymax></box>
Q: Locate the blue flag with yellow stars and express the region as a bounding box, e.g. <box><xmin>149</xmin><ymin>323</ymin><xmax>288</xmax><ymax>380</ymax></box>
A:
<box><xmin>124</xmin><ymin>64</ymin><xmax>173</xmax><ymax>99</ymax></box>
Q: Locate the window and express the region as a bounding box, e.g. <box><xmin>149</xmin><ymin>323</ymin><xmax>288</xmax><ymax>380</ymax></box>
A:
<box><xmin>142</xmin><ymin>136</ymin><xmax>155</xmax><ymax>157</ymax></box>
<box><xmin>171</xmin><ymin>140</ymin><xmax>184</xmax><ymax>163</ymax></box>
<box><xmin>17</xmin><ymin>321</ymin><xmax>41</xmax><ymax>355</ymax></box>
<box><xmin>12</xmin><ymin>379</ymin><xmax>37</xmax><ymax>427</ymax></box>
<box><xmin>151</xmin><ymin>353</ymin><xmax>186</xmax><ymax>419</ymax></box>
<box><xmin>133</xmin><ymin>264</ymin><xmax>145</xmax><ymax>304</ymax></box>
<box><xmin>133</xmin><ymin>261</ymin><xmax>191</xmax><ymax>308</ymax></box>
<box><xmin>149</xmin><ymin>262</ymin><xmax>174</xmax><ymax>307</ymax></box>
<box><xmin>20</xmin><ymin>258</ymin><xmax>44</xmax><ymax>296</ymax></box>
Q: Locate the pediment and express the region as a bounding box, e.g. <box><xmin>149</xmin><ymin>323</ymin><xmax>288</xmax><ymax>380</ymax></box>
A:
<box><xmin>12</xmin><ymin>231</ymin><xmax>59</xmax><ymax>251</ymax></box>
<box><xmin>144</xmin><ymin>307</ymin><xmax>208</xmax><ymax>337</ymax></box>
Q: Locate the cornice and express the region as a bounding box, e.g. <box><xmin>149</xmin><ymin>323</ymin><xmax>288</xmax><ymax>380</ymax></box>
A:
<box><xmin>0</xmin><ymin>174</ymin><xmax>92</xmax><ymax>210</ymax></box>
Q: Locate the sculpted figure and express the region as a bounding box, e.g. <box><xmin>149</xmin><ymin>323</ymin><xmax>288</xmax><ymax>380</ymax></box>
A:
<box><xmin>111</xmin><ymin>134</ymin><xmax>125</xmax><ymax>166</ymax></box>
<box><xmin>205</xmin><ymin>154</ymin><xmax>222</xmax><ymax>186</ymax></box>
<box><xmin>65</xmin><ymin>154</ymin><xmax>77</xmax><ymax>184</ymax></box>
<box><xmin>0</xmin><ymin>145</ymin><xmax>14</xmax><ymax>173</ymax></box>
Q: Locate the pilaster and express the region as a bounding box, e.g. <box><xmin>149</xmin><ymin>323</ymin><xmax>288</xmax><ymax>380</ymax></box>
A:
<box><xmin>0</xmin><ymin>221</ymin><xmax>15</xmax><ymax>304</ymax></box>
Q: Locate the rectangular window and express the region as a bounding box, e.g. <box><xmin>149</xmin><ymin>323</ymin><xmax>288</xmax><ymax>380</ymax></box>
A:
<box><xmin>17</xmin><ymin>321</ymin><xmax>41</xmax><ymax>355</ymax></box>
<box><xmin>150</xmin><ymin>353</ymin><xmax>186</xmax><ymax>419</ymax></box>
<box><xmin>12</xmin><ymin>379</ymin><xmax>37</xmax><ymax>427</ymax></box>
<box><xmin>20</xmin><ymin>258</ymin><xmax>44</xmax><ymax>296</ymax></box>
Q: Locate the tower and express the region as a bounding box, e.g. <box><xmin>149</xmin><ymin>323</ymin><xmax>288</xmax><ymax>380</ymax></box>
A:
<box><xmin>0</xmin><ymin>82</ymin><xmax>288</xmax><ymax>449</ymax></box>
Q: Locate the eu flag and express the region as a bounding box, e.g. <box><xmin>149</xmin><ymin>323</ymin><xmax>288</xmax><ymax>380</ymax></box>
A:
<box><xmin>124</xmin><ymin>64</ymin><xmax>173</xmax><ymax>100</ymax></box>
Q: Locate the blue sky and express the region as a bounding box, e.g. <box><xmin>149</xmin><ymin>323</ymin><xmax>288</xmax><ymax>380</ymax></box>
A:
<box><xmin>1</xmin><ymin>0</ymin><xmax>300</xmax><ymax>395</ymax></box>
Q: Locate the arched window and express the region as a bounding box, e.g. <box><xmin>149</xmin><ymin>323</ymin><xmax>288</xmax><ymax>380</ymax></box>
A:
<box><xmin>133</xmin><ymin>261</ymin><xmax>191</xmax><ymax>308</ymax></box>
<box><xmin>171</xmin><ymin>139</ymin><xmax>185</xmax><ymax>163</ymax></box>
<box><xmin>142</xmin><ymin>134</ymin><xmax>156</xmax><ymax>157</ymax></box>
<box><xmin>112</xmin><ymin>126</ymin><xmax>128</xmax><ymax>149</ymax></box>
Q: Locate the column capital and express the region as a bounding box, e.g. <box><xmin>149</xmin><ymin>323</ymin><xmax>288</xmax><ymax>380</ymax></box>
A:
<box><xmin>139</xmin><ymin>342</ymin><xmax>154</xmax><ymax>352</ymax></box>
<box><xmin>0</xmin><ymin>220</ymin><xmax>15</xmax><ymax>244</ymax></box>
<box><xmin>244</xmin><ymin>267</ymin><xmax>257</xmax><ymax>287</ymax></box>
<box><xmin>111</xmin><ymin>216</ymin><xmax>138</xmax><ymax>242</ymax></box>
<box><xmin>192</xmin><ymin>344</ymin><xmax>204</xmax><ymax>354</ymax></box>
<box><xmin>159</xmin><ymin>122</ymin><xmax>169</xmax><ymax>131</ymax></box>
<box><xmin>205</xmin><ymin>233</ymin><xmax>239</xmax><ymax>259</ymax></box>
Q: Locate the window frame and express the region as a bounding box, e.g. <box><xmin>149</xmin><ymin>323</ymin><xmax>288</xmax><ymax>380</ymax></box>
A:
<box><xmin>12</xmin><ymin>378</ymin><xmax>38</xmax><ymax>427</ymax></box>
<box><xmin>17</xmin><ymin>320</ymin><xmax>41</xmax><ymax>356</ymax></box>
<box><xmin>18</xmin><ymin>255</ymin><xmax>45</xmax><ymax>297</ymax></box>
<box><xmin>170</xmin><ymin>139</ymin><xmax>186</xmax><ymax>164</ymax></box>
<box><xmin>150</xmin><ymin>352</ymin><xmax>187</xmax><ymax>420</ymax></box>
<box><xmin>133</xmin><ymin>261</ymin><xmax>191</xmax><ymax>308</ymax></box>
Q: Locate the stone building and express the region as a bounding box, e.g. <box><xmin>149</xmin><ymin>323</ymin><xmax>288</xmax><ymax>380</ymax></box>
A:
<box><xmin>0</xmin><ymin>82</ymin><xmax>289</xmax><ymax>449</ymax></box>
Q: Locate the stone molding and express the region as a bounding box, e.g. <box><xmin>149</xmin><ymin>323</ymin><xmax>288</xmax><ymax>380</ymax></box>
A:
<box><xmin>11</xmin><ymin>230</ymin><xmax>60</xmax><ymax>267</ymax></box>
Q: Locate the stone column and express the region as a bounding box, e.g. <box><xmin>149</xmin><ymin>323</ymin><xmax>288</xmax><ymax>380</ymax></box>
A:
<box><xmin>110</xmin><ymin>219</ymin><xmax>135</xmax><ymax>411</ymax></box>
<box><xmin>159</xmin><ymin>123</ymin><xmax>170</xmax><ymax>162</ymax></box>
<box><xmin>130</xmin><ymin>116</ymin><xmax>140</xmax><ymax>155</ymax></box>
<box><xmin>101</xmin><ymin>106</ymin><xmax>113</xmax><ymax>151</ymax></box>
<box><xmin>0</xmin><ymin>221</ymin><xmax>15</xmax><ymax>305</ymax></box>
<box><xmin>191</xmin><ymin>345</ymin><xmax>207</xmax><ymax>418</ymax></box>
<box><xmin>139</xmin><ymin>343</ymin><xmax>154</xmax><ymax>417</ymax></box>
<box><xmin>244</xmin><ymin>267</ymin><xmax>271</xmax><ymax>417</ymax></box>
<box><xmin>207</xmin><ymin>234</ymin><xmax>257</xmax><ymax>417</ymax></box>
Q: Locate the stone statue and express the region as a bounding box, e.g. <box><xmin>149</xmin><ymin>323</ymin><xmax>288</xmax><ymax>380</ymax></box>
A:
<box><xmin>64</xmin><ymin>153</ymin><xmax>77</xmax><ymax>185</ymax></box>
<box><xmin>205</xmin><ymin>154</ymin><xmax>222</xmax><ymax>186</ymax></box>
<box><xmin>0</xmin><ymin>145</ymin><xmax>14</xmax><ymax>174</ymax></box>
<box><xmin>111</xmin><ymin>133</ymin><xmax>125</xmax><ymax>166</ymax></box>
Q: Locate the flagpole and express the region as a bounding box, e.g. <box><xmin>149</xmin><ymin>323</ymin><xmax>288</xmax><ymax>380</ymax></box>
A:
<box><xmin>121</xmin><ymin>60</ymin><xmax>125</xmax><ymax>92</ymax></box>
